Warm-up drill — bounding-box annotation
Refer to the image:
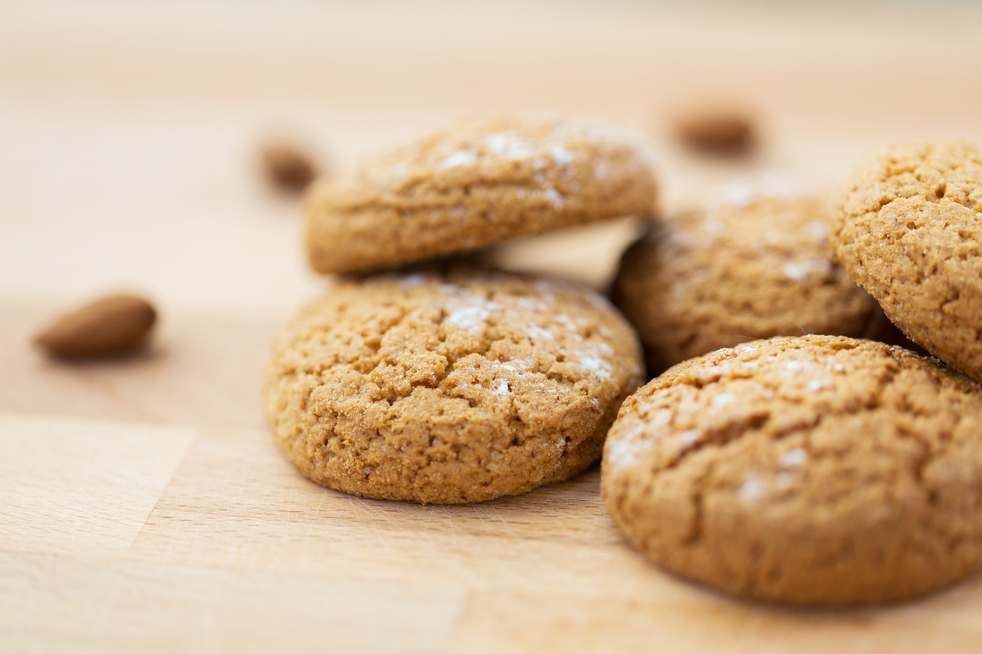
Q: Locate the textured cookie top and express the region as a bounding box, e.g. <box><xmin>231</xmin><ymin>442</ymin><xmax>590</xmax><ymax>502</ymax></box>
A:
<box><xmin>602</xmin><ymin>335</ymin><xmax>982</xmax><ymax>604</ymax></box>
<box><xmin>264</xmin><ymin>269</ymin><xmax>643</xmax><ymax>504</ymax></box>
<box><xmin>613</xmin><ymin>174</ymin><xmax>880</xmax><ymax>373</ymax></box>
<box><xmin>834</xmin><ymin>143</ymin><xmax>982</xmax><ymax>381</ymax></box>
<box><xmin>305</xmin><ymin>113</ymin><xmax>658</xmax><ymax>274</ymax></box>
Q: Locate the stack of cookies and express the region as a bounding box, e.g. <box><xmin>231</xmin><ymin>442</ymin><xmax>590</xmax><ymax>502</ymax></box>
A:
<box><xmin>263</xmin><ymin>115</ymin><xmax>982</xmax><ymax>605</ymax></box>
<box><xmin>264</xmin><ymin>113</ymin><xmax>656</xmax><ymax>503</ymax></box>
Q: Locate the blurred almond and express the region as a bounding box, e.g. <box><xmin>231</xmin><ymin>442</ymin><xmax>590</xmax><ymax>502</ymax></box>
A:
<box><xmin>675</xmin><ymin>108</ymin><xmax>755</xmax><ymax>155</ymax></box>
<box><xmin>261</xmin><ymin>142</ymin><xmax>318</xmax><ymax>193</ymax></box>
<box><xmin>34</xmin><ymin>294</ymin><xmax>157</xmax><ymax>359</ymax></box>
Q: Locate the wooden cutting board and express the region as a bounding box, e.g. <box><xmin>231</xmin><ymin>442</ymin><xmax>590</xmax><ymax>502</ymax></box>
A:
<box><xmin>3</xmin><ymin>3</ymin><xmax>982</xmax><ymax>651</ymax></box>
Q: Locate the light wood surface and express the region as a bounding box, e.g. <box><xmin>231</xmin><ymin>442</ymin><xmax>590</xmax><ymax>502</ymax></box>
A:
<box><xmin>3</xmin><ymin>2</ymin><xmax>982</xmax><ymax>652</ymax></box>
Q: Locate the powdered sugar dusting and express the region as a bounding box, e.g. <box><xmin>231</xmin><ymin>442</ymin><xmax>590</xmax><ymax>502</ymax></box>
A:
<box><xmin>736</xmin><ymin>342</ymin><xmax>761</xmax><ymax>354</ymax></box>
<box><xmin>784</xmin><ymin>259</ymin><xmax>832</xmax><ymax>280</ymax></box>
<box><xmin>711</xmin><ymin>392</ymin><xmax>736</xmax><ymax>408</ymax></box>
<box><xmin>605</xmin><ymin>433</ymin><xmax>641</xmax><ymax>472</ymax></box>
<box><xmin>605</xmin><ymin>420</ymin><xmax>656</xmax><ymax>473</ymax></box>
<box><xmin>554</xmin><ymin>315</ymin><xmax>578</xmax><ymax>333</ymax></box>
<box><xmin>775</xmin><ymin>472</ymin><xmax>795</xmax><ymax>489</ymax></box>
<box><xmin>485</xmin><ymin>133</ymin><xmax>533</xmax><ymax>160</ymax></box>
<box><xmin>705</xmin><ymin>171</ymin><xmax>800</xmax><ymax>210</ymax></box>
<box><xmin>400</xmin><ymin>273</ymin><xmax>427</xmax><ymax>289</ymax></box>
<box><xmin>494</xmin><ymin>380</ymin><xmax>511</xmax><ymax>396</ymax></box>
<box><xmin>579</xmin><ymin>355</ymin><xmax>612</xmax><ymax>380</ymax></box>
<box><xmin>780</xmin><ymin>448</ymin><xmax>808</xmax><ymax>467</ymax></box>
<box><xmin>526</xmin><ymin>324</ymin><xmax>554</xmax><ymax>341</ymax></box>
<box><xmin>594</xmin><ymin>341</ymin><xmax>614</xmax><ymax>355</ymax></box>
<box><xmin>551</xmin><ymin>145</ymin><xmax>576</xmax><ymax>166</ymax></box>
<box><xmin>594</xmin><ymin>160</ymin><xmax>609</xmax><ymax>180</ymax></box>
<box><xmin>445</xmin><ymin>301</ymin><xmax>500</xmax><ymax>331</ymax></box>
<box><xmin>738</xmin><ymin>478</ymin><xmax>764</xmax><ymax>501</ymax></box>
<box><xmin>808</xmin><ymin>221</ymin><xmax>829</xmax><ymax>241</ymax></box>
<box><xmin>650</xmin><ymin>408</ymin><xmax>672</xmax><ymax>430</ymax></box>
<box><xmin>679</xmin><ymin>429</ymin><xmax>703</xmax><ymax>446</ymax></box>
<box><xmin>498</xmin><ymin>360</ymin><xmax>526</xmax><ymax>374</ymax></box>
<box><xmin>702</xmin><ymin>218</ymin><xmax>724</xmax><ymax>235</ymax></box>
<box><xmin>438</xmin><ymin>149</ymin><xmax>478</xmax><ymax>169</ymax></box>
<box><xmin>542</xmin><ymin>188</ymin><xmax>564</xmax><ymax>209</ymax></box>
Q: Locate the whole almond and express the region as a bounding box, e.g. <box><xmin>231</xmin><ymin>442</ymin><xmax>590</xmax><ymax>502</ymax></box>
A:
<box><xmin>675</xmin><ymin>108</ymin><xmax>755</xmax><ymax>155</ymax></box>
<box><xmin>261</xmin><ymin>142</ymin><xmax>318</xmax><ymax>193</ymax></box>
<box><xmin>34</xmin><ymin>294</ymin><xmax>157</xmax><ymax>359</ymax></box>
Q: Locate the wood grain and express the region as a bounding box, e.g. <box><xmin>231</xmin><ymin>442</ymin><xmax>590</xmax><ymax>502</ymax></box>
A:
<box><xmin>0</xmin><ymin>413</ymin><xmax>194</xmax><ymax>556</ymax></box>
<box><xmin>2</xmin><ymin>1</ymin><xmax>982</xmax><ymax>651</ymax></box>
<box><xmin>0</xmin><ymin>551</ymin><xmax>464</xmax><ymax>654</ymax></box>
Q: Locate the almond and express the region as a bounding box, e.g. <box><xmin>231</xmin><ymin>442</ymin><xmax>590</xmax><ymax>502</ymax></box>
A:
<box><xmin>34</xmin><ymin>294</ymin><xmax>157</xmax><ymax>359</ymax></box>
<box><xmin>261</xmin><ymin>142</ymin><xmax>318</xmax><ymax>193</ymax></box>
<box><xmin>675</xmin><ymin>107</ymin><xmax>755</xmax><ymax>155</ymax></box>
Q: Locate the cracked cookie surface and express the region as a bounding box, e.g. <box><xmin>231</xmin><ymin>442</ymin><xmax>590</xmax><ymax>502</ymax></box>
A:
<box><xmin>264</xmin><ymin>269</ymin><xmax>643</xmax><ymax>504</ymax></box>
<box><xmin>602</xmin><ymin>335</ymin><xmax>982</xmax><ymax>604</ymax></box>
<box><xmin>613</xmin><ymin>175</ymin><xmax>891</xmax><ymax>376</ymax></box>
<box><xmin>833</xmin><ymin>142</ymin><xmax>982</xmax><ymax>382</ymax></box>
<box><xmin>304</xmin><ymin>112</ymin><xmax>657</xmax><ymax>274</ymax></box>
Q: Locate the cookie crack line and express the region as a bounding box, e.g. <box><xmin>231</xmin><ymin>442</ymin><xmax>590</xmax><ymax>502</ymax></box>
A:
<box><xmin>298</xmin><ymin>301</ymin><xmax>619</xmax><ymax>416</ymax></box>
<box><xmin>684</xmin><ymin>458</ymin><xmax>716</xmax><ymax>546</ymax></box>
<box><xmin>684</xmin><ymin>367</ymin><xmax>965</xmax><ymax>536</ymax></box>
<box><xmin>627</xmin><ymin>340</ymin><xmax>962</xmax><ymax>488</ymax></box>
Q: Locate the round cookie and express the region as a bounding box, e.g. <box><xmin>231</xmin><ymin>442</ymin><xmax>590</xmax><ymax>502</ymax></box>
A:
<box><xmin>602</xmin><ymin>335</ymin><xmax>982</xmax><ymax>605</ymax></box>
<box><xmin>833</xmin><ymin>142</ymin><xmax>982</xmax><ymax>382</ymax></box>
<box><xmin>305</xmin><ymin>113</ymin><xmax>658</xmax><ymax>274</ymax></box>
<box><xmin>612</xmin><ymin>174</ymin><xmax>891</xmax><ymax>376</ymax></box>
<box><xmin>264</xmin><ymin>269</ymin><xmax>644</xmax><ymax>504</ymax></box>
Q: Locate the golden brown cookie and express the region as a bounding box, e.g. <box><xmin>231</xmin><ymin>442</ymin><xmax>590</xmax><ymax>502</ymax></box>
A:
<box><xmin>833</xmin><ymin>142</ymin><xmax>982</xmax><ymax>382</ymax></box>
<box><xmin>305</xmin><ymin>113</ymin><xmax>658</xmax><ymax>274</ymax></box>
<box><xmin>612</xmin><ymin>174</ymin><xmax>891</xmax><ymax>376</ymax></box>
<box><xmin>264</xmin><ymin>269</ymin><xmax>644</xmax><ymax>504</ymax></box>
<box><xmin>602</xmin><ymin>335</ymin><xmax>982</xmax><ymax>605</ymax></box>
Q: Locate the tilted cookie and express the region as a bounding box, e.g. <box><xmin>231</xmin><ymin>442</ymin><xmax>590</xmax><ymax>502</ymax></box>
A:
<box><xmin>602</xmin><ymin>335</ymin><xmax>982</xmax><ymax>605</ymax></box>
<box><xmin>612</xmin><ymin>174</ymin><xmax>894</xmax><ymax>376</ymax></box>
<box><xmin>833</xmin><ymin>143</ymin><xmax>982</xmax><ymax>382</ymax></box>
<box><xmin>264</xmin><ymin>269</ymin><xmax>643</xmax><ymax>504</ymax></box>
<box><xmin>305</xmin><ymin>113</ymin><xmax>657</xmax><ymax>274</ymax></box>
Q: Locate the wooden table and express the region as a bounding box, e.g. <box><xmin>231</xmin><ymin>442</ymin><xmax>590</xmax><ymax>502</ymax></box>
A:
<box><xmin>3</xmin><ymin>2</ymin><xmax>982</xmax><ymax>651</ymax></box>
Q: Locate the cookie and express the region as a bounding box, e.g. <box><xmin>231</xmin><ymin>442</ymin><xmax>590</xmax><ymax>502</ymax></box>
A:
<box><xmin>612</xmin><ymin>174</ymin><xmax>890</xmax><ymax>376</ymax></box>
<box><xmin>263</xmin><ymin>269</ymin><xmax>644</xmax><ymax>504</ymax></box>
<box><xmin>602</xmin><ymin>335</ymin><xmax>982</xmax><ymax>605</ymax></box>
<box><xmin>304</xmin><ymin>113</ymin><xmax>658</xmax><ymax>274</ymax></box>
<box><xmin>833</xmin><ymin>142</ymin><xmax>982</xmax><ymax>382</ymax></box>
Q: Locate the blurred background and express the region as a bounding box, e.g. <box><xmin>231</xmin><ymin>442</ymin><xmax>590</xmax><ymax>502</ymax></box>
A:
<box><xmin>3</xmin><ymin>4</ymin><xmax>982</xmax><ymax>651</ymax></box>
<box><xmin>1</xmin><ymin>0</ymin><xmax>981</xmax><ymax>316</ymax></box>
